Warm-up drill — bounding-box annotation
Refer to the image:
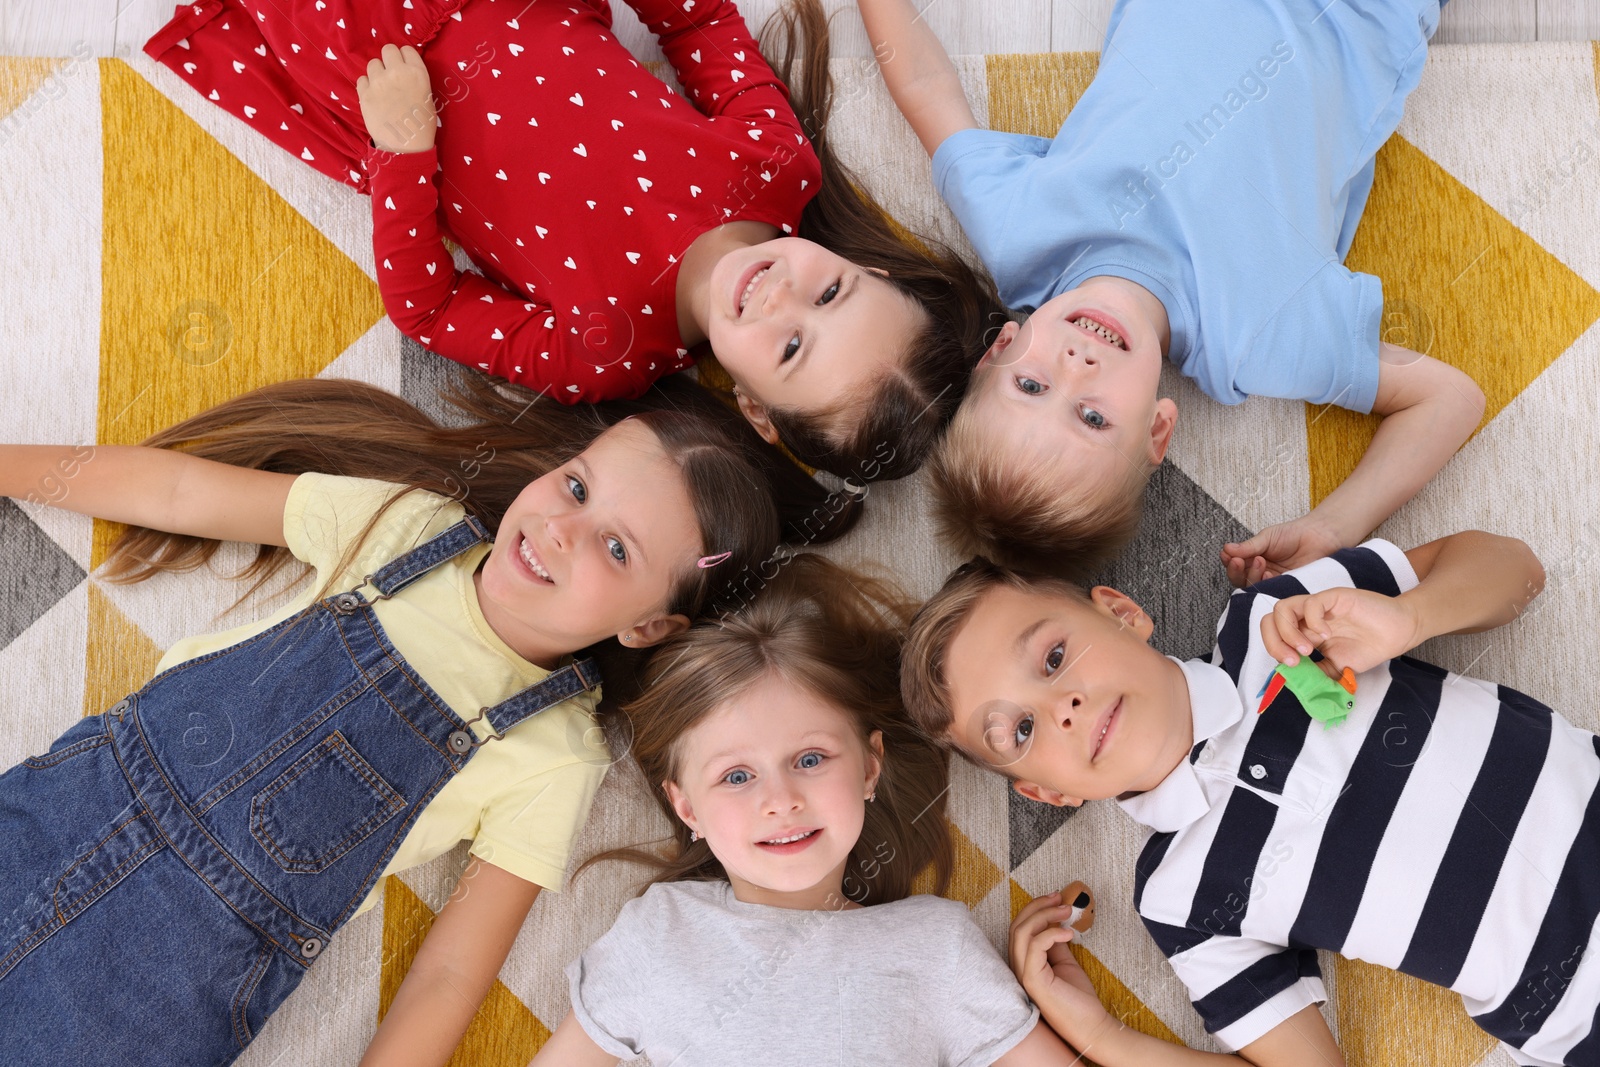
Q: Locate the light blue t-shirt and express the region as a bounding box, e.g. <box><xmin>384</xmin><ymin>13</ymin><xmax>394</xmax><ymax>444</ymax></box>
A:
<box><xmin>933</xmin><ymin>0</ymin><xmax>1441</xmax><ymax>412</ymax></box>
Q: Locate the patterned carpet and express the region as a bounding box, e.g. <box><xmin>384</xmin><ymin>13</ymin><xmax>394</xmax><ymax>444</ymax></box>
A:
<box><xmin>2</xmin><ymin>40</ymin><xmax>1599</xmax><ymax>1067</ymax></box>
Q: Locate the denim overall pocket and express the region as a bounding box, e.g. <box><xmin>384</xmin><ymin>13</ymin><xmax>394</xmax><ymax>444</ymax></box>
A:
<box><xmin>249</xmin><ymin>732</ymin><xmax>406</xmax><ymax>874</ymax></box>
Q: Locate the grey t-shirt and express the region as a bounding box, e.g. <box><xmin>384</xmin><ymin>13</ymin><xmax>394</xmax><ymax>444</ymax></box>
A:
<box><xmin>566</xmin><ymin>880</ymin><xmax>1039</xmax><ymax>1066</ymax></box>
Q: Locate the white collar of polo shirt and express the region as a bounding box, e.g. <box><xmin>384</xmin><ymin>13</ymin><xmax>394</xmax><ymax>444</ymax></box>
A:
<box><xmin>1116</xmin><ymin>657</ymin><xmax>1245</xmax><ymax>834</ymax></box>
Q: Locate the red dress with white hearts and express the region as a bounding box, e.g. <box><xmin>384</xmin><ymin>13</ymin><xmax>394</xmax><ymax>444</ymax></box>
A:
<box><xmin>146</xmin><ymin>0</ymin><xmax>820</xmax><ymax>401</ymax></box>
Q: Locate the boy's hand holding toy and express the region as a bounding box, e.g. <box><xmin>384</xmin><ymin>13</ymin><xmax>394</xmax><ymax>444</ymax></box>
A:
<box><xmin>1261</xmin><ymin>586</ymin><xmax>1422</xmax><ymax>678</ymax></box>
<box><xmin>357</xmin><ymin>43</ymin><xmax>437</xmax><ymax>154</ymax></box>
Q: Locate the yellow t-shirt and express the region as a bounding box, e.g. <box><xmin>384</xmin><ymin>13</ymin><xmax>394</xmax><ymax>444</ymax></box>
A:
<box><xmin>156</xmin><ymin>473</ymin><xmax>611</xmax><ymax>915</ymax></box>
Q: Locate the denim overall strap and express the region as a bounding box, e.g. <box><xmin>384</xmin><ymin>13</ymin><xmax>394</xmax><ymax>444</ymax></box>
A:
<box><xmin>365</xmin><ymin>514</ymin><xmax>493</xmax><ymax>599</ymax></box>
<box><xmin>464</xmin><ymin>657</ymin><xmax>603</xmax><ymax>749</ymax></box>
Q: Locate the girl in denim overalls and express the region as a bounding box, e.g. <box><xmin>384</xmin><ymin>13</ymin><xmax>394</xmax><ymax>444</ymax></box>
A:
<box><xmin>0</xmin><ymin>376</ymin><xmax>849</xmax><ymax>1066</ymax></box>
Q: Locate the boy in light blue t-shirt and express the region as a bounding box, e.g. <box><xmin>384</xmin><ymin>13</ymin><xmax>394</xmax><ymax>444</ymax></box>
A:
<box><xmin>856</xmin><ymin>0</ymin><xmax>1484</xmax><ymax>583</ymax></box>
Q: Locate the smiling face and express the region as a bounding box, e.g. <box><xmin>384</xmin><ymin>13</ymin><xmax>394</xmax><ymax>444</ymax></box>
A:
<box><xmin>705</xmin><ymin>236</ymin><xmax>926</xmax><ymax>438</ymax></box>
<box><xmin>664</xmin><ymin>672</ymin><xmax>883</xmax><ymax>910</ymax></box>
<box><xmin>967</xmin><ymin>276</ymin><xmax>1177</xmax><ymax>488</ymax></box>
<box><xmin>474</xmin><ymin>419</ymin><xmax>701</xmax><ymax>667</ymax></box>
<box><xmin>942</xmin><ymin>583</ymin><xmax>1193</xmax><ymax>807</ymax></box>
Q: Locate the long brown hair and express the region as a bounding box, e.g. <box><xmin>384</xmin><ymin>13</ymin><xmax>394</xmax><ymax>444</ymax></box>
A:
<box><xmin>101</xmin><ymin>374</ymin><xmax>856</xmax><ymax>714</ymax></box>
<box><xmin>758</xmin><ymin>0</ymin><xmax>1009</xmax><ymax>482</ymax></box>
<box><xmin>585</xmin><ymin>554</ymin><xmax>953</xmax><ymax>906</ymax></box>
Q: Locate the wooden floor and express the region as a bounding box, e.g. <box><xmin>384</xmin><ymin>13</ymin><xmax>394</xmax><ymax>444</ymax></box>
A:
<box><xmin>1</xmin><ymin>0</ymin><xmax>1596</xmax><ymax>61</ymax></box>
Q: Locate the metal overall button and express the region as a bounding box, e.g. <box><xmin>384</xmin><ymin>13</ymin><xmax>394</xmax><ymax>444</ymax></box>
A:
<box><xmin>447</xmin><ymin>730</ymin><xmax>473</xmax><ymax>756</ymax></box>
<box><xmin>299</xmin><ymin>936</ymin><xmax>323</xmax><ymax>960</ymax></box>
<box><xmin>331</xmin><ymin>592</ymin><xmax>363</xmax><ymax>615</ymax></box>
<box><xmin>109</xmin><ymin>698</ymin><xmax>130</xmax><ymax>721</ymax></box>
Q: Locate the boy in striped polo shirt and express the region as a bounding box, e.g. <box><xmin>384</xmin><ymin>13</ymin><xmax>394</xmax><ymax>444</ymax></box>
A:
<box><xmin>903</xmin><ymin>532</ymin><xmax>1598</xmax><ymax>1066</ymax></box>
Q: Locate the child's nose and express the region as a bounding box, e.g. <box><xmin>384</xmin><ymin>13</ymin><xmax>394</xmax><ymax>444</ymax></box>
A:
<box><xmin>761</xmin><ymin>274</ymin><xmax>796</xmax><ymax>315</ymax></box>
<box><xmin>763</xmin><ymin>776</ymin><xmax>804</xmax><ymax>814</ymax></box>
<box><xmin>1053</xmin><ymin>691</ymin><xmax>1086</xmax><ymax>730</ymax></box>
<box><xmin>545</xmin><ymin>511</ymin><xmax>577</xmax><ymax>551</ymax></box>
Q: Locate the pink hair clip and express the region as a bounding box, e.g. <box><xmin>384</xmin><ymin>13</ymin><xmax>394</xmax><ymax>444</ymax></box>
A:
<box><xmin>697</xmin><ymin>551</ymin><xmax>732</xmax><ymax>569</ymax></box>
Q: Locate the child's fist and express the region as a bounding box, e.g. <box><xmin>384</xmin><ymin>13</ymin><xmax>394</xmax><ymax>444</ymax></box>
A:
<box><xmin>356</xmin><ymin>44</ymin><xmax>436</xmax><ymax>154</ymax></box>
<box><xmin>1261</xmin><ymin>586</ymin><xmax>1422</xmax><ymax>676</ymax></box>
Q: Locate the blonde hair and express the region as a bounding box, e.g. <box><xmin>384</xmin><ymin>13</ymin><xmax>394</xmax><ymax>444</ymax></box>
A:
<box><xmin>927</xmin><ymin>395</ymin><xmax>1152</xmax><ymax>583</ymax></box>
<box><xmin>583</xmin><ymin>554</ymin><xmax>954</xmax><ymax>905</ymax></box>
<box><xmin>901</xmin><ymin>558</ymin><xmax>1089</xmax><ymax>741</ymax></box>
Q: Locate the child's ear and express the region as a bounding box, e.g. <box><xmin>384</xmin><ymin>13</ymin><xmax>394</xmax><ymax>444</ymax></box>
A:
<box><xmin>619</xmin><ymin>613</ymin><xmax>691</xmax><ymax>649</ymax></box>
<box><xmin>1012</xmin><ymin>779</ymin><xmax>1084</xmax><ymax>808</ymax></box>
<box><xmin>865</xmin><ymin>729</ymin><xmax>885</xmax><ymax>796</ymax></box>
<box><xmin>733</xmin><ymin>388</ymin><xmax>782</xmax><ymax>446</ymax></box>
<box><xmin>1146</xmin><ymin>398</ymin><xmax>1178</xmax><ymax>465</ymax></box>
<box><xmin>978</xmin><ymin>320</ymin><xmax>1021</xmax><ymax>369</ymax></box>
<box><xmin>1088</xmin><ymin>586</ymin><xmax>1156</xmax><ymax>642</ymax></box>
<box><xmin>662</xmin><ymin>780</ymin><xmax>696</xmax><ymax>829</ymax></box>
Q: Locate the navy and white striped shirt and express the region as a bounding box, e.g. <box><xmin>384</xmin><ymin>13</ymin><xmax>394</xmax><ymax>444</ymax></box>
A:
<box><xmin>1121</xmin><ymin>541</ymin><xmax>1600</xmax><ymax>1063</ymax></box>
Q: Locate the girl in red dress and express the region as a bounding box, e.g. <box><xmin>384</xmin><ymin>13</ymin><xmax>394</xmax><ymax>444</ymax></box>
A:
<box><xmin>146</xmin><ymin>0</ymin><xmax>1002</xmax><ymax>480</ymax></box>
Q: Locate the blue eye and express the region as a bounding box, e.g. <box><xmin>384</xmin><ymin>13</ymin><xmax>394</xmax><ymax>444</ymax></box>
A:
<box><xmin>818</xmin><ymin>281</ymin><xmax>840</xmax><ymax>305</ymax></box>
<box><xmin>566</xmin><ymin>474</ymin><xmax>587</xmax><ymax>503</ymax></box>
<box><xmin>797</xmin><ymin>751</ymin><xmax>823</xmax><ymax>769</ymax></box>
<box><xmin>782</xmin><ymin>334</ymin><xmax>800</xmax><ymax>362</ymax></box>
<box><xmin>1016</xmin><ymin>376</ymin><xmax>1046</xmax><ymax>396</ymax></box>
<box><xmin>1081</xmin><ymin>406</ymin><xmax>1107</xmax><ymax>429</ymax></box>
<box><xmin>724</xmin><ymin>769</ymin><xmax>751</xmax><ymax>786</ymax></box>
<box><xmin>606</xmin><ymin>536</ymin><xmax>626</xmax><ymax>563</ymax></box>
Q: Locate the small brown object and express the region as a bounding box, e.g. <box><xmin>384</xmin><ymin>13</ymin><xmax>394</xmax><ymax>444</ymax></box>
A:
<box><xmin>1059</xmin><ymin>880</ymin><xmax>1095</xmax><ymax>933</ymax></box>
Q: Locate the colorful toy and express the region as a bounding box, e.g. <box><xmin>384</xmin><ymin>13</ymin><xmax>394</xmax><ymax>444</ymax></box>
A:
<box><xmin>1058</xmin><ymin>881</ymin><xmax>1096</xmax><ymax>933</ymax></box>
<box><xmin>1256</xmin><ymin>659</ymin><xmax>1357</xmax><ymax>728</ymax></box>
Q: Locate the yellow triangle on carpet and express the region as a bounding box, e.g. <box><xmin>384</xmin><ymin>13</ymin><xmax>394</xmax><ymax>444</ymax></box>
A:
<box><xmin>380</xmin><ymin>876</ymin><xmax>554</xmax><ymax>1066</ymax></box>
<box><xmin>985</xmin><ymin>53</ymin><xmax>1100</xmax><ymax>139</ymax></box>
<box><xmin>95</xmin><ymin>58</ymin><xmax>386</xmax><ymax>559</ymax></box>
<box><xmin>908</xmin><ymin>819</ymin><xmax>1003</xmax><ymax>907</ymax></box>
<box><xmin>1592</xmin><ymin>42</ymin><xmax>1599</xmax><ymax>110</ymax></box>
<box><xmin>81</xmin><ymin>581</ymin><xmax>164</xmax><ymax>717</ymax></box>
<box><xmin>1010</xmin><ymin>875</ymin><xmax>1035</xmax><ymax>923</ymax></box>
<box><xmin>1068</xmin><ymin>941</ymin><xmax>1186</xmax><ymax>1049</ymax></box>
<box><xmin>1331</xmin><ymin>955</ymin><xmax>1495</xmax><ymax>1067</ymax></box>
<box><xmin>1310</xmin><ymin>133</ymin><xmax>1600</xmax><ymax>507</ymax></box>
<box><xmin>0</xmin><ymin>57</ymin><xmax>67</xmax><ymax>127</ymax></box>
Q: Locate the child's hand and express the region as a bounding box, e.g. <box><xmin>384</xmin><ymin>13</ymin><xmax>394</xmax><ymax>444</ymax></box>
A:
<box><xmin>1009</xmin><ymin>892</ymin><xmax>1111</xmax><ymax>1045</ymax></box>
<box><xmin>357</xmin><ymin>44</ymin><xmax>436</xmax><ymax>154</ymax></box>
<box><xmin>1221</xmin><ymin>516</ymin><xmax>1344</xmax><ymax>588</ymax></box>
<box><xmin>1261</xmin><ymin>587</ymin><xmax>1422</xmax><ymax>675</ymax></box>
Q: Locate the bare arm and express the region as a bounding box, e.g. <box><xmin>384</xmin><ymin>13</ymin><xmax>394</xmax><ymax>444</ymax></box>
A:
<box><xmin>1311</xmin><ymin>346</ymin><xmax>1485</xmax><ymax>547</ymax></box>
<box><xmin>1</xmin><ymin>444</ymin><xmax>295</xmax><ymax>547</ymax></box>
<box><xmin>854</xmin><ymin>0</ymin><xmax>977</xmax><ymax>156</ymax></box>
<box><xmin>1262</xmin><ymin>531</ymin><xmax>1544</xmax><ymax>674</ymax></box>
<box><xmin>359</xmin><ymin>860</ymin><xmax>542</xmax><ymax>1067</ymax></box>
<box><xmin>1222</xmin><ymin>346</ymin><xmax>1485</xmax><ymax>587</ymax></box>
<box><xmin>1400</xmin><ymin>531</ymin><xmax>1544</xmax><ymax>639</ymax></box>
<box><xmin>528</xmin><ymin>1011</ymin><xmax>621</xmax><ymax>1067</ymax></box>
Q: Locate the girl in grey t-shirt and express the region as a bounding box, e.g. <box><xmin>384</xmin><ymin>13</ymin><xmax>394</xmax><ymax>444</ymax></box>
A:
<box><xmin>530</xmin><ymin>557</ymin><xmax>1073</xmax><ymax>1066</ymax></box>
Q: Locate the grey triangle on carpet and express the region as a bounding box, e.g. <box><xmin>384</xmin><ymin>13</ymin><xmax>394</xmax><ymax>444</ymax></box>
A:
<box><xmin>1089</xmin><ymin>458</ymin><xmax>1251</xmax><ymax>661</ymax></box>
<box><xmin>1008</xmin><ymin>783</ymin><xmax>1080</xmax><ymax>871</ymax></box>
<box><xmin>0</xmin><ymin>499</ymin><xmax>85</xmax><ymax>652</ymax></box>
